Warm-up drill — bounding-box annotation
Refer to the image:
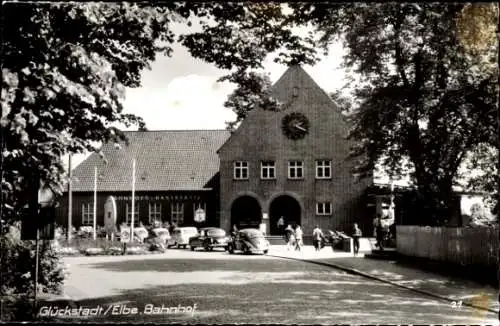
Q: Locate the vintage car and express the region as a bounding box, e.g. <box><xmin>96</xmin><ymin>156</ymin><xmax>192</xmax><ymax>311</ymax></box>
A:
<box><xmin>167</xmin><ymin>227</ymin><xmax>198</xmax><ymax>249</ymax></box>
<box><xmin>189</xmin><ymin>227</ymin><xmax>230</xmax><ymax>251</ymax></box>
<box><xmin>227</xmin><ymin>228</ymin><xmax>270</xmax><ymax>255</ymax></box>
<box><xmin>151</xmin><ymin>228</ymin><xmax>170</xmax><ymax>242</ymax></box>
<box><xmin>145</xmin><ymin>228</ymin><xmax>170</xmax><ymax>250</ymax></box>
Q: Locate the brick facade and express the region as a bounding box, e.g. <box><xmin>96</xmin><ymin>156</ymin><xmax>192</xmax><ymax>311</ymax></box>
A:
<box><xmin>218</xmin><ymin>66</ymin><xmax>372</xmax><ymax>236</ymax></box>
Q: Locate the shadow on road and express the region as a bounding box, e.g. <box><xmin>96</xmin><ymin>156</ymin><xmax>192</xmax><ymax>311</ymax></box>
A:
<box><xmin>38</xmin><ymin>258</ymin><xmax>497</xmax><ymax>324</ymax></box>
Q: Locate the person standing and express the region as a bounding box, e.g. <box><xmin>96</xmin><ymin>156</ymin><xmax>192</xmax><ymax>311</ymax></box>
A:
<box><xmin>259</xmin><ymin>220</ymin><xmax>267</xmax><ymax>237</ymax></box>
<box><xmin>277</xmin><ymin>216</ymin><xmax>285</xmax><ymax>235</ymax></box>
<box><xmin>312</xmin><ymin>225</ymin><xmax>323</xmax><ymax>252</ymax></box>
<box><xmin>352</xmin><ymin>223</ymin><xmax>362</xmax><ymax>256</ymax></box>
<box><xmin>294</xmin><ymin>225</ymin><xmax>303</xmax><ymax>251</ymax></box>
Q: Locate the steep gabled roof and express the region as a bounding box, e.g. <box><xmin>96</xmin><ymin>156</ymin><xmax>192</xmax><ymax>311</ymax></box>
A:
<box><xmin>271</xmin><ymin>65</ymin><xmax>341</xmax><ymax>108</ymax></box>
<box><xmin>71</xmin><ymin>130</ymin><xmax>230</xmax><ymax>192</ymax></box>
<box><xmin>217</xmin><ymin>65</ymin><xmax>344</xmax><ymax>154</ymax></box>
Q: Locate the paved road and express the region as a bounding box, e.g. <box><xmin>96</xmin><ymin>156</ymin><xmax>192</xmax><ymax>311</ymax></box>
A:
<box><xmin>40</xmin><ymin>247</ymin><xmax>499</xmax><ymax>324</ymax></box>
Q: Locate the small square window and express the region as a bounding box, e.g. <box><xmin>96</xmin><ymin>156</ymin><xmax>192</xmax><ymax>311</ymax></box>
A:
<box><xmin>234</xmin><ymin>161</ymin><xmax>249</xmax><ymax>180</ymax></box>
<box><xmin>288</xmin><ymin>161</ymin><xmax>304</xmax><ymax>179</ymax></box>
<box><xmin>316</xmin><ymin>202</ymin><xmax>332</xmax><ymax>215</ymax></box>
<box><xmin>261</xmin><ymin>161</ymin><xmax>276</xmax><ymax>179</ymax></box>
<box><xmin>316</xmin><ymin>160</ymin><xmax>332</xmax><ymax>179</ymax></box>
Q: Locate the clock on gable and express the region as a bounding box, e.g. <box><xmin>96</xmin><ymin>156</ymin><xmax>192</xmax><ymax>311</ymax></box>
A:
<box><xmin>282</xmin><ymin>112</ymin><xmax>310</xmax><ymax>140</ymax></box>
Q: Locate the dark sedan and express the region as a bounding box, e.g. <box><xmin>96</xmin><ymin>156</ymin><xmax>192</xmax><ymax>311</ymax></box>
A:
<box><xmin>189</xmin><ymin>227</ymin><xmax>230</xmax><ymax>251</ymax></box>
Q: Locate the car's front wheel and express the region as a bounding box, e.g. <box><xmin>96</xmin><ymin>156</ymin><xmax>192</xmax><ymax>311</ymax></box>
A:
<box><xmin>263</xmin><ymin>250</ymin><xmax>268</xmax><ymax>255</ymax></box>
<box><xmin>190</xmin><ymin>245</ymin><xmax>195</xmax><ymax>251</ymax></box>
<box><xmin>243</xmin><ymin>245</ymin><xmax>251</xmax><ymax>255</ymax></box>
<box><xmin>227</xmin><ymin>244</ymin><xmax>234</xmax><ymax>254</ymax></box>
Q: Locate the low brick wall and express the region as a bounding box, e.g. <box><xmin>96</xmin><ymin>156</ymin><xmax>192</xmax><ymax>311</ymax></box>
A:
<box><xmin>396</xmin><ymin>225</ymin><xmax>499</xmax><ymax>269</ymax></box>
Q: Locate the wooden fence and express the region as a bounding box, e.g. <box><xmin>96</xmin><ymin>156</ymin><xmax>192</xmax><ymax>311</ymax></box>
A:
<box><xmin>397</xmin><ymin>225</ymin><xmax>499</xmax><ymax>268</ymax></box>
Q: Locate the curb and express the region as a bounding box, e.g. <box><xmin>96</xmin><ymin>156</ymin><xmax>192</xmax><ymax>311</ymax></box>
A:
<box><xmin>269</xmin><ymin>253</ymin><xmax>499</xmax><ymax>315</ymax></box>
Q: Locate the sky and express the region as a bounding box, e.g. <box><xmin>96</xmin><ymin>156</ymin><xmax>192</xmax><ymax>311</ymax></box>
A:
<box><xmin>121</xmin><ymin>42</ymin><xmax>348</xmax><ymax>131</ymax></box>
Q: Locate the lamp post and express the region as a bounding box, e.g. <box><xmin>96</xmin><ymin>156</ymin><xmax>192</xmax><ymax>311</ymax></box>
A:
<box><xmin>131</xmin><ymin>159</ymin><xmax>136</xmax><ymax>241</ymax></box>
<box><xmin>67</xmin><ymin>154</ymin><xmax>72</xmax><ymax>243</ymax></box>
<box><xmin>93</xmin><ymin>166</ymin><xmax>97</xmax><ymax>240</ymax></box>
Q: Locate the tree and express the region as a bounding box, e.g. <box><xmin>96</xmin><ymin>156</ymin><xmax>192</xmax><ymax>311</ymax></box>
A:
<box><xmin>1</xmin><ymin>2</ymin><xmax>318</xmax><ymax>225</ymax></box>
<box><xmin>288</xmin><ymin>3</ymin><xmax>498</xmax><ymax>225</ymax></box>
<box><xmin>455</xmin><ymin>3</ymin><xmax>500</xmax><ymax>217</ymax></box>
<box><xmin>222</xmin><ymin>71</ymin><xmax>277</xmax><ymax>131</ymax></box>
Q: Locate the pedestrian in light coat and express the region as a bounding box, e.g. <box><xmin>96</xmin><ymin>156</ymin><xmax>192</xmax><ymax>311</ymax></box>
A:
<box><xmin>284</xmin><ymin>225</ymin><xmax>295</xmax><ymax>251</ymax></box>
<box><xmin>312</xmin><ymin>225</ymin><xmax>323</xmax><ymax>252</ymax></box>
<box><xmin>294</xmin><ymin>225</ymin><xmax>303</xmax><ymax>251</ymax></box>
<box><xmin>352</xmin><ymin>223</ymin><xmax>362</xmax><ymax>256</ymax></box>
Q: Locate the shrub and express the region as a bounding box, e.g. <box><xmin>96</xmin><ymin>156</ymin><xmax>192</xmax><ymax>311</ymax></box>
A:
<box><xmin>106</xmin><ymin>246</ymin><xmax>123</xmax><ymax>255</ymax></box>
<box><xmin>84</xmin><ymin>247</ymin><xmax>105</xmax><ymax>256</ymax></box>
<box><xmin>125</xmin><ymin>246</ymin><xmax>146</xmax><ymax>255</ymax></box>
<box><xmin>0</xmin><ymin>225</ymin><xmax>66</xmax><ymax>321</ymax></box>
<box><xmin>55</xmin><ymin>247</ymin><xmax>80</xmax><ymax>256</ymax></box>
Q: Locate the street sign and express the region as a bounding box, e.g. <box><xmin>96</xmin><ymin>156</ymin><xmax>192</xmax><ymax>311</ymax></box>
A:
<box><xmin>194</xmin><ymin>208</ymin><xmax>206</xmax><ymax>223</ymax></box>
<box><xmin>21</xmin><ymin>179</ymin><xmax>61</xmax><ymax>240</ymax></box>
<box><xmin>120</xmin><ymin>228</ymin><xmax>131</xmax><ymax>243</ymax></box>
<box><xmin>104</xmin><ymin>196</ymin><xmax>117</xmax><ymax>234</ymax></box>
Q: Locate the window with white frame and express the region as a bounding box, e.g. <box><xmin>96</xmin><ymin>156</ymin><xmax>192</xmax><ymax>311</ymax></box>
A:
<box><xmin>126</xmin><ymin>202</ymin><xmax>140</xmax><ymax>226</ymax></box>
<box><xmin>261</xmin><ymin>161</ymin><xmax>276</xmax><ymax>179</ymax></box>
<box><xmin>316</xmin><ymin>202</ymin><xmax>332</xmax><ymax>215</ymax></box>
<box><xmin>288</xmin><ymin>161</ymin><xmax>304</xmax><ymax>179</ymax></box>
<box><xmin>171</xmin><ymin>202</ymin><xmax>184</xmax><ymax>225</ymax></box>
<box><xmin>148</xmin><ymin>202</ymin><xmax>162</xmax><ymax>224</ymax></box>
<box><xmin>234</xmin><ymin>161</ymin><xmax>249</xmax><ymax>180</ymax></box>
<box><xmin>316</xmin><ymin>160</ymin><xmax>332</xmax><ymax>179</ymax></box>
<box><xmin>81</xmin><ymin>203</ymin><xmax>93</xmax><ymax>226</ymax></box>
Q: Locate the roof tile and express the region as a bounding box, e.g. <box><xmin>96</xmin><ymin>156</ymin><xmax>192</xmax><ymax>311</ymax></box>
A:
<box><xmin>71</xmin><ymin>130</ymin><xmax>230</xmax><ymax>192</ymax></box>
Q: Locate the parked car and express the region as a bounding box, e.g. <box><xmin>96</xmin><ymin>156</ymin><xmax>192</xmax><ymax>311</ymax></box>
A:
<box><xmin>151</xmin><ymin>228</ymin><xmax>170</xmax><ymax>243</ymax></box>
<box><xmin>168</xmin><ymin>227</ymin><xmax>198</xmax><ymax>248</ymax></box>
<box><xmin>145</xmin><ymin>228</ymin><xmax>170</xmax><ymax>250</ymax></box>
<box><xmin>227</xmin><ymin>228</ymin><xmax>269</xmax><ymax>255</ymax></box>
<box><xmin>189</xmin><ymin>227</ymin><xmax>230</xmax><ymax>251</ymax></box>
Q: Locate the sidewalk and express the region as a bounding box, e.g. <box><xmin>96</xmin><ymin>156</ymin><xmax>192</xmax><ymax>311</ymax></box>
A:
<box><xmin>269</xmin><ymin>245</ymin><xmax>499</xmax><ymax>315</ymax></box>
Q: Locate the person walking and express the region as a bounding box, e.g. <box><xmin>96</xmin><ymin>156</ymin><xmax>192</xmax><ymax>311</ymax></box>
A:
<box><xmin>312</xmin><ymin>225</ymin><xmax>323</xmax><ymax>252</ymax></box>
<box><xmin>375</xmin><ymin>217</ymin><xmax>384</xmax><ymax>251</ymax></box>
<box><xmin>284</xmin><ymin>225</ymin><xmax>294</xmax><ymax>251</ymax></box>
<box><xmin>294</xmin><ymin>225</ymin><xmax>303</xmax><ymax>251</ymax></box>
<box><xmin>352</xmin><ymin>223</ymin><xmax>362</xmax><ymax>256</ymax></box>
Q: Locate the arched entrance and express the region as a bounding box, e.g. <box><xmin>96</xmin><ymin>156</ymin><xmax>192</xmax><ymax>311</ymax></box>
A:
<box><xmin>231</xmin><ymin>196</ymin><xmax>262</xmax><ymax>230</ymax></box>
<box><xmin>269</xmin><ymin>195</ymin><xmax>301</xmax><ymax>235</ymax></box>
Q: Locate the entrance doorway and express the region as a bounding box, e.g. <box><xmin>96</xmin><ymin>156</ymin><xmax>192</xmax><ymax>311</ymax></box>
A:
<box><xmin>231</xmin><ymin>196</ymin><xmax>262</xmax><ymax>230</ymax></box>
<box><xmin>269</xmin><ymin>195</ymin><xmax>301</xmax><ymax>235</ymax></box>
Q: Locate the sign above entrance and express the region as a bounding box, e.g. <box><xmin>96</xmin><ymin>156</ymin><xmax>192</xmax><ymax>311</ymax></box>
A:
<box><xmin>194</xmin><ymin>208</ymin><xmax>206</xmax><ymax>223</ymax></box>
<box><xmin>115</xmin><ymin>195</ymin><xmax>202</xmax><ymax>201</ymax></box>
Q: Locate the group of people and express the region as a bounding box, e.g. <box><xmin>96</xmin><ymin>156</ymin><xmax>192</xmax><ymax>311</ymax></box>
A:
<box><xmin>373</xmin><ymin>214</ymin><xmax>395</xmax><ymax>250</ymax></box>
<box><xmin>283</xmin><ymin>224</ymin><xmax>304</xmax><ymax>251</ymax></box>
<box><xmin>278</xmin><ymin>216</ymin><xmax>365</xmax><ymax>255</ymax></box>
